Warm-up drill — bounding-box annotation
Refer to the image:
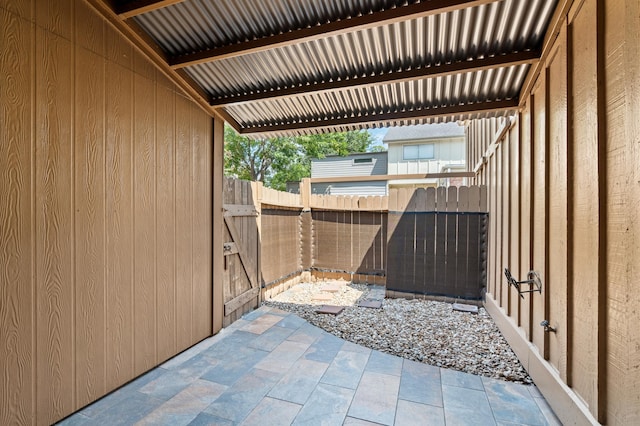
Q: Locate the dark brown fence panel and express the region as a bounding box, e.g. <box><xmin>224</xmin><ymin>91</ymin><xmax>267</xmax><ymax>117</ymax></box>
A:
<box><xmin>386</xmin><ymin>186</ymin><xmax>488</xmax><ymax>300</ymax></box>
<box><xmin>261</xmin><ymin>208</ymin><xmax>303</xmax><ymax>285</ymax></box>
<box><xmin>312</xmin><ymin>209</ymin><xmax>386</xmax><ymax>276</ymax></box>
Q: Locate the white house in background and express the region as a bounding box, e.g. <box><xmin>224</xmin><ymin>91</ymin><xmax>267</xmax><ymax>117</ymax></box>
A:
<box><xmin>310</xmin><ymin>151</ymin><xmax>388</xmax><ymax>196</ymax></box>
<box><xmin>383</xmin><ymin>122</ymin><xmax>466</xmax><ymax>188</ymax></box>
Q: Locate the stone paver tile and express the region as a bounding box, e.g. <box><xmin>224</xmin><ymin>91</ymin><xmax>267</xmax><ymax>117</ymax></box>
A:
<box><xmin>56</xmin><ymin>413</ymin><xmax>92</xmax><ymax>425</ymax></box>
<box><xmin>200</xmin><ymin>331</ymin><xmax>258</xmax><ymax>360</ymax></box>
<box><xmin>303</xmin><ymin>333</ymin><xmax>345</xmax><ymax>363</ymax></box>
<box><xmin>347</xmin><ymin>371</ymin><xmax>400</xmax><ymax>425</ymax></box>
<box><xmin>287</xmin><ymin>323</ymin><xmax>325</xmax><ymax>345</ymax></box>
<box><xmin>395</xmin><ymin>399</ymin><xmax>445</xmax><ymax>426</ymax></box>
<box><xmin>315</xmin><ymin>305</ymin><xmax>345</xmax><ymax>315</ymax></box>
<box><xmin>187</xmin><ymin>412</ymin><xmax>233</xmax><ymax>425</ymax></box>
<box><xmin>292</xmin><ymin>383</ymin><xmax>354</xmax><ymax>426</ymax></box>
<box><xmin>136</xmin><ymin>380</ymin><xmax>227</xmax><ymax>426</ymax></box>
<box><xmin>320</xmin><ymin>284</ymin><xmax>342</xmax><ymax>292</ymax></box>
<box><xmin>89</xmin><ymin>391</ymin><xmax>164</xmax><ymax>426</ymax></box>
<box><xmin>79</xmin><ymin>368</ymin><xmax>166</xmax><ymax>417</ymax></box>
<box><xmin>442</xmin><ymin>384</ymin><xmax>494</xmax><ymax>425</ymax></box>
<box><xmin>274</xmin><ymin>314</ymin><xmax>307</xmax><ymax>329</ymax></box>
<box><xmin>320</xmin><ymin>350</ymin><xmax>370</xmax><ymax>389</ymax></box>
<box><xmin>253</xmin><ymin>340</ymin><xmax>312</xmax><ymax>374</ymax></box>
<box><xmin>342</xmin><ymin>417</ymin><xmax>381</xmax><ymax>425</ymax></box>
<box><xmin>160</xmin><ymin>336</ymin><xmax>222</xmax><ymax>370</ymax></box>
<box><xmin>358</xmin><ymin>300</ymin><xmax>382</xmax><ymax>309</ymax></box>
<box><xmin>139</xmin><ymin>369</ymin><xmax>202</xmax><ymax>401</ymax></box>
<box><xmin>341</xmin><ymin>341</ymin><xmax>373</xmax><ymax>354</ymax></box>
<box><xmin>533</xmin><ymin>397</ymin><xmax>562</xmax><ymax>426</ymax></box>
<box><xmin>248</xmin><ymin>324</ymin><xmax>295</xmax><ymax>352</ymax></box>
<box><xmin>240</xmin><ymin>397</ymin><xmax>301</xmax><ymax>426</ymax></box>
<box><xmin>482</xmin><ymin>378</ymin><xmax>547</xmax><ymax>425</ymax></box>
<box><xmin>365</xmin><ymin>350</ymin><xmax>403</xmax><ymax>376</ymax></box>
<box><xmin>240</xmin><ymin>314</ymin><xmax>283</xmax><ymax>334</ymax></box>
<box><xmin>268</xmin><ymin>358</ymin><xmax>329</xmax><ymax>404</ymax></box>
<box><xmin>202</xmin><ymin>368</ymin><xmax>282</xmax><ymax>423</ymax></box>
<box><xmin>200</xmin><ymin>346</ymin><xmax>269</xmax><ymax>386</ymax></box>
<box><xmin>399</xmin><ymin>360</ymin><xmax>442</xmax><ymax>407</ymax></box>
<box><xmin>440</xmin><ymin>367</ymin><xmax>484</xmax><ymax>391</ymax></box>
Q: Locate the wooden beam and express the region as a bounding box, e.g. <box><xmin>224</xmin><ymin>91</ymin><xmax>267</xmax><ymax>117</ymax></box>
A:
<box><xmin>170</xmin><ymin>0</ymin><xmax>495</xmax><ymax>69</ymax></box>
<box><xmin>210</xmin><ymin>50</ymin><xmax>540</xmax><ymax>107</ymax></box>
<box><xmin>239</xmin><ymin>98</ymin><xmax>519</xmax><ymax>134</ymax></box>
<box><xmin>309</xmin><ymin>172</ymin><xmax>475</xmax><ymax>184</ymax></box>
<box><xmin>84</xmin><ymin>0</ymin><xmax>218</xmax><ymax>119</ymax></box>
<box><xmin>116</xmin><ymin>0</ymin><xmax>186</xmax><ymax>19</ymax></box>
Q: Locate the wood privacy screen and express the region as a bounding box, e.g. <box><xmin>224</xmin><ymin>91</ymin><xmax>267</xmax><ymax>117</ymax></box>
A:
<box><xmin>244</xmin><ymin>180</ymin><xmax>488</xmax><ymax>300</ymax></box>
<box><xmin>387</xmin><ymin>187</ymin><xmax>488</xmax><ymax>300</ymax></box>
<box><xmin>1</xmin><ymin>3</ymin><xmax>213</xmax><ymax>424</ymax></box>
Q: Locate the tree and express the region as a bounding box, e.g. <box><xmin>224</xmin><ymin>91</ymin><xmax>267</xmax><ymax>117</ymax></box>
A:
<box><xmin>224</xmin><ymin>125</ymin><xmax>381</xmax><ymax>190</ymax></box>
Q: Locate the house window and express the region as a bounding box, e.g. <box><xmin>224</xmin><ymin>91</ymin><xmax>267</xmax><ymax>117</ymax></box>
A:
<box><xmin>403</xmin><ymin>144</ymin><xmax>434</xmax><ymax>160</ymax></box>
<box><xmin>353</xmin><ymin>157</ymin><xmax>373</xmax><ymax>165</ymax></box>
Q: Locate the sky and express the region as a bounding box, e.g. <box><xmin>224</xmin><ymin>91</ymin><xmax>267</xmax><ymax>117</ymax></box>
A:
<box><xmin>368</xmin><ymin>127</ymin><xmax>389</xmax><ymax>150</ymax></box>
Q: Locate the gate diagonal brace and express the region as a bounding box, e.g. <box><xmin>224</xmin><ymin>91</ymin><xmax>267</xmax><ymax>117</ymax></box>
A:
<box><xmin>504</xmin><ymin>268</ymin><xmax>542</xmax><ymax>299</ymax></box>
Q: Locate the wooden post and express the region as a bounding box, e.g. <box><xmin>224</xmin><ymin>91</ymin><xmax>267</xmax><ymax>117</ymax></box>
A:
<box><xmin>212</xmin><ymin>117</ymin><xmax>225</xmax><ymax>334</ymax></box>
<box><xmin>301</xmin><ymin>177</ymin><xmax>311</xmax><ymax>211</ymax></box>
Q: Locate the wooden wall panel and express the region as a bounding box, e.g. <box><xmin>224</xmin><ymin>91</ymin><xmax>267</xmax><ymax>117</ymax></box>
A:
<box><xmin>605</xmin><ymin>0</ymin><xmax>640</xmax><ymax>424</ymax></box>
<box><xmin>519</xmin><ymin>103</ymin><xmax>533</xmax><ymax>340</ymax></box>
<box><xmin>531</xmin><ymin>75</ymin><xmax>547</xmax><ymax>353</ymax></box>
<box><xmin>1</xmin><ymin>2</ymin><xmax>216</xmax><ymax>423</ymax></box>
<box><xmin>501</xmin><ymin>137</ymin><xmax>510</xmax><ymax>313</ymax></box>
<box><xmin>508</xmin><ymin>123</ymin><xmax>520</xmax><ymax>325</ymax></box>
<box><xmin>155</xmin><ymin>84</ymin><xmax>177</xmax><ymax>362</ymax></box>
<box><xmin>569</xmin><ymin>0</ymin><xmax>600</xmax><ymax>412</ymax></box>
<box><xmin>35</xmin><ymin>27</ymin><xmax>75</xmax><ymax>422</ymax></box>
<box><xmin>192</xmin><ymin>113</ymin><xmax>212</xmax><ymax>341</ymax></box>
<box><xmin>546</xmin><ymin>32</ymin><xmax>569</xmax><ymax>381</ymax></box>
<box><xmin>105</xmin><ymin>60</ymin><xmax>135</xmax><ymax>392</ymax></box>
<box><xmin>133</xmin><ymin>73</ymin><xmax>157</xmax><ymax>375</ymax></box>
<box><xmin>175</xmin><ymin>94</ymin><xmax>194</xmax><ymax>351</ymax></box>
<box><xmin>74</xmin><ymin>46</ymin><xmax>106</xmax><ymax>408</ymax></box>
<box><xmin>0</xmin><ymin>8</ymin><xmax>34</xmax><ymax>425</ymax></box>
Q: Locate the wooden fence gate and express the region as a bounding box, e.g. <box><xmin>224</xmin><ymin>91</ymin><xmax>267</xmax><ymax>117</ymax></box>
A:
<box><xmin>222</xmin><ymin>178</ymin><xmax>260</xmax><ymax>326</ymax></box>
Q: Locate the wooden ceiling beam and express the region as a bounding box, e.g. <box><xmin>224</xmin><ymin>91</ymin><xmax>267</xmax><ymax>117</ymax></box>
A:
<box><xmin>115</xmin><ymin>0</ymin><xmax>186</xmax><ymax>19</ymax></box>
<box><xmin>170</xmin><ymin>0</ymin><xmax>496</xmax><ymax>69</ymax></box>
<box><xmin>238</xmin><ymin>99</ymin><xmax>519</xmax><ymax>134</ymax></box>
<box><xmin>210</xmin><ymin>50</ymin><xmax>539</xmax><ymax>107</ymax></box>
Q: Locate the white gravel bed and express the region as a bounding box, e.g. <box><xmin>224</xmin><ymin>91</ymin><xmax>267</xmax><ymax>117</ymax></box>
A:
<box><xmin>263</xmin><ymin>280</ymin><xmax>532</xmax><ymax>384</ymax></box>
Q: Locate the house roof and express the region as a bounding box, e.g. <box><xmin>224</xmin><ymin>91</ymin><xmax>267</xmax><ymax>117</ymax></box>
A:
<box><xmin>383</xmin><ymin>122</ymin><xmax>465</xmax><ymax>143</ymax></box>
<box><xmin>94</xmin><ymin>0</ymin><xmax>560</xmax><ymax>137</ymax></box>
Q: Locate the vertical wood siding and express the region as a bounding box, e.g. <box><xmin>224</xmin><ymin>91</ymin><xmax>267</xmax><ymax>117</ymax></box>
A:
<box><xmin>467</xmin><ymin>0</ymin><xmax>640</xmax><ymax>423</ymax></box>
<box><xmin>0</xmin><ymin>1</ymin><xmax>213</xmax><ymax>424</ymax></box>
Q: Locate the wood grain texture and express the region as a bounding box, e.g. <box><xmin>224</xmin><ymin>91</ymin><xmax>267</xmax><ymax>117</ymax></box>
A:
<box><xmin>508</xmin><ymin>124</ymin><xmax>520</xmax><ymax>324</ymax></box>
<box><xmin>531</xmin><ymin>74</ymin><xmax>547</xmax><ymax>353</ymax></box>
<box><xmin>35</xmin><ymin>0</ymin><xmax>72</xmax><ymax>40</ymax></box>
<box><xmin>133</xmin><ymin>73</ymin><xmax>157</xmax><ymax>375</ymax></box>
<box><xmin>175</xmin><ymin>94</ymin><xmax>194</xmax><ymax>350</ymax></box>
<box><xmin>74</xmin><ymin>46</ymin><xmax>106</xmax><ymax>408</ymax></box>
<box><xmin>520</xmin><ymin>102</ymin><xmax>533</xmax><ymax>340</ymax></box>
<box><xmin>155</xmin><ymin>84</ymin><xmax>176</xmax><ymax>362</ymax></box>
<box><xmin>0</xmin><ymin>0</ymin><xmax>34</xmax><ymax>20</ymax></box>
<box><xmin>546</xmin><ymin>31</ymin><xmax>568</xmax><ymax>381</ymax></box>
<box><xmin>192</xmin><ymin>112</ymin><xmax>212</xmax><ymax>340</ymax></box>
<box><xmin>0</xmin><ymin>9</ymin><xmax>34</xmax><ymax>425</ymax></box>
<box><xmin>605</xmin><ymin>0</ymin><xmax>640</xmax><ymax>423</ymax></box>
<box><xmin>75</xmin><ymin>0</ymin><xmax>105</xmax><ymax>56</ymax></box>
<box><xmin>35</xmin><ymin>27</ymin><xmax>75</xmax><ymax>424</ymax></box>
<box><xmin>501</xmin><ymin>138</ymin><xmax>511</xmax><ymax>314</ymax></box>
<box><xmin>569</xmin><ymin>0</ymin><xmax>600</xmax><ymax>413</ymax></box>
<box><xmin>105</xmin><ymin>60</ymin><xmax>135</xmax><ymax>392</ymax></box>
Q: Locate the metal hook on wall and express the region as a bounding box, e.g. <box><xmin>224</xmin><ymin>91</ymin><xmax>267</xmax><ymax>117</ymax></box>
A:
<box><xmin>504</xmin><ymin>268</ymin><xmax>542</xmax><ymax>299</ymax></box>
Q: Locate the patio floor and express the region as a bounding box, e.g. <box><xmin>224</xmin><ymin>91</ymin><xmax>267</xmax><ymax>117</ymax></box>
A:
<box><xmin>58</xmin><ymin>306</ymin><xmax>561</xmax><ymax>426</ymax></box>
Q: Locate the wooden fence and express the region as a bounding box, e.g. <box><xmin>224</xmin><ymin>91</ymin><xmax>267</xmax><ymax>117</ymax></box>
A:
<box><xmin>224</xmin><ymin>178</ymin><xmax>488</xmax><ymax>302</ymax></box>
<box><xmin>387</xmin><ymin>186</ymin><xmax>488</xmax><ymax>299</ymax></box>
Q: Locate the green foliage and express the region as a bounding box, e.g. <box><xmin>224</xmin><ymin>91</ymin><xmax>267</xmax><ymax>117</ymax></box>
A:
<box><xmin>224</xmin><ymin>125</ymin><xmax>381</xmax><ymax>191</ymax></box>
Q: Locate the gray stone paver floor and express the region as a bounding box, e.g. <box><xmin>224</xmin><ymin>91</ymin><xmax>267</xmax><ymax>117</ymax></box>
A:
<box><xmin>57</xmin><ymin>306</ymin><xmax>561</xmax><ymax>426</ymax></box>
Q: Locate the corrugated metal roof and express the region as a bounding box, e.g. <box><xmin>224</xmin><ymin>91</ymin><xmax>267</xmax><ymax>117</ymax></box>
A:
<box><xmin>120</xmin><ymin>0</ymin><xmax>559</xmax><ymax>136</ymax></box>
